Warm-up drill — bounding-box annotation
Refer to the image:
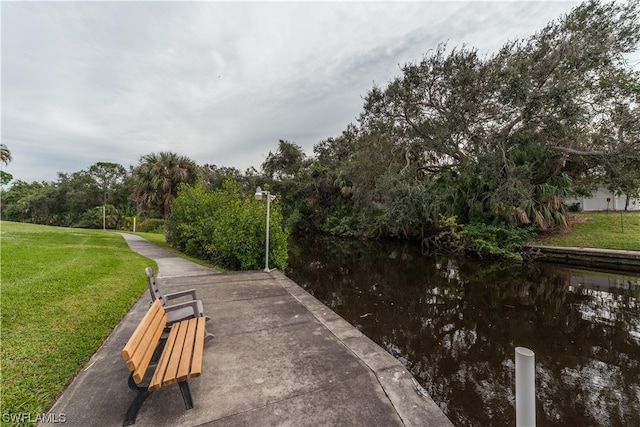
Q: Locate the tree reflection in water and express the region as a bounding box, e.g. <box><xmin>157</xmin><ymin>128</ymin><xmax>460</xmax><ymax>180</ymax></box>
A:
<box><xmin>286</xmin><ymin>235</ymin><xmax>640</xmax><ymax>427</ymax></box>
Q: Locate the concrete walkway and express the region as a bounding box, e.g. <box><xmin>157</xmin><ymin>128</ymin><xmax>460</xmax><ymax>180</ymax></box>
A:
<box><xmin>41</xmin><ymin>234</ymin><xmax>452</xmax><ymax>427</ymax></box>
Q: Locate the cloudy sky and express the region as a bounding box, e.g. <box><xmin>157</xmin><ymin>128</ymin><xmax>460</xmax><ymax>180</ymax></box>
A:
<box><xmin>1</xmin><ymin>1</ymin><xmax>594</xmax><ymax>183</ymax></box>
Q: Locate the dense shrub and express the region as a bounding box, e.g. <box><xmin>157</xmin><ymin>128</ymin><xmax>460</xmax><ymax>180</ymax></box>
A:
<box><xmin>424</xmin><ymin>215</ymin><xmax>535</xmax><ymax>260</ymax></box>
<box><xmin>138</xmin><ymin>218</ymin><xmax>165</xmax><ymax>233</ymax></box>
<box><xmin>166</xmin><ymin>179</ymin><xmax>288</xmax><ymax>270</ymax></box>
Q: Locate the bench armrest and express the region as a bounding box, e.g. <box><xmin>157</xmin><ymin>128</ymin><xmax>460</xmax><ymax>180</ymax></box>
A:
<box><xmin>164</xmin><ymin>300</ymin><xmax>203</xmax><ymax>318</ymax></box>
<box><xmin>164</xmin><ymin>289</ymin><xmax>198</xmax><ymax>301</ymax></box>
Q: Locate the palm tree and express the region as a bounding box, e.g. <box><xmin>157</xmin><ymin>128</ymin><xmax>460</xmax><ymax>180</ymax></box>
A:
<box><xmin>0</xmin><ymin>144</ymin><xmax>13</xmax><ymax>185</ymax></box>
<box><xmin>1</xmin><ymin>144</ymin><xmax>12</xmax><ymax>166</ymax></box>
<box><xmin>132</xmin><ymin>152</ymin><xmax>199</xmax><ymax>219</ymax></box>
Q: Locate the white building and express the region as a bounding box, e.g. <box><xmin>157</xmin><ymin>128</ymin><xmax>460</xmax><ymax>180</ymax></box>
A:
<box><xmin>565</xmin><ymin>188</ymin><xmax>640</xmax><ymax>211</ymax></box>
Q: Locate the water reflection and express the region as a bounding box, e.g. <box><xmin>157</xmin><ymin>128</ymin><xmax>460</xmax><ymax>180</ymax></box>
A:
<box><xmin>286</xmin><ymin>235</ymin><xmax>640</xmax><ymax>427</ymax></box>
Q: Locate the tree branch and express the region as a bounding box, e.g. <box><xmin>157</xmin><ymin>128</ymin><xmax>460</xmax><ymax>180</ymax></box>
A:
<box><xmin>548</xmin><ymin>146</ymin><xmax>606</xmax><ymax>156</ymax></box>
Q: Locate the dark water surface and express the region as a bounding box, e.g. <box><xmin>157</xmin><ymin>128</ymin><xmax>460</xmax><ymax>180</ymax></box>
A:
<box><xmin>285</xmin><ymin>235</ymin><xmax>640</xmax><ymax>427</ymax></box>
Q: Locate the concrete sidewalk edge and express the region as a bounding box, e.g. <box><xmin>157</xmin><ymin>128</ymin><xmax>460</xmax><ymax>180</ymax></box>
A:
<box><xmin>268</xmin><ymin>270</ymin><xmax>452</xmax><ymax>426</ymax></box>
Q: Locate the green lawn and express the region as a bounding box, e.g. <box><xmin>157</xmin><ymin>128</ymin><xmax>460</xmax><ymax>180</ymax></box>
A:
<box><xmin>0</xmin><ymin>222</ymin><xmax>155</xmax><ymax>427</ymax></box>
<box><xmin>533</xmin><ymin>211</ymin><xmax>640</xmax><ymax>251</ymax></box>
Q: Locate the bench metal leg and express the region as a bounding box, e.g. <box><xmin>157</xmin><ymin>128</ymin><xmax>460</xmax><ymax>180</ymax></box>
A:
<box><xmin>124</xmin><ymin>373</ymin><xmax>151</xmax><ymax>426</ymax></box>
<box><xmin>178</xmin><ymin>381</ymin><xmax>194</xmax><ymax>409</ymax></box>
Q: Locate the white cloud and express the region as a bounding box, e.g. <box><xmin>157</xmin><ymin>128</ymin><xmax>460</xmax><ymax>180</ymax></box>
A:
<box><xmin>2</xmin><ymin>1</ymin><xmax>585</xmax><ymax>183</ymax></box>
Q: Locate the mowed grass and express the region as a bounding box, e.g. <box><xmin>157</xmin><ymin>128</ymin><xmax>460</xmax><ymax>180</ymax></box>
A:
<box><xmin>1</xmin><ymin>222</ymin><xmax>155</xmax><ymax>426</ymax></box>
<box><xmin>534</xmin><ymin>211</ymin><xmax>640</xmax><ymax>250</ymax></box>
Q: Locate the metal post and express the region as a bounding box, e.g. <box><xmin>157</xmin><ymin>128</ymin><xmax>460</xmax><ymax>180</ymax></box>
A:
<box><xmin>255</xmin><ymin>187</ymin><xmax>275</xmax><ymax>273</ymax></box>
<box><xmin>264</xmin><ymin>192</ymin><xmax>271</xmax><ymax>272</ymax></box>
<box><xmin>515</xmin><ymin>347</ymin><xmax>536</xmax><ymax>427</ymax></box>
<box><xmin>133</xmin><ymin>216</ymin><xmax>136</xmax><ymax>233</ymax></box>
<box><xmin>102</xmin><ymin>206</ymin><xmax>106</xmax><ymax>231</ymax></box>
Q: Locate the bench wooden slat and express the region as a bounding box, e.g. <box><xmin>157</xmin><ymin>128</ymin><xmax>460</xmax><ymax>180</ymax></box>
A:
<box><xmin>148</xmin><ymin>322</ymin><xmax>180</xmax><ymax>392</ymax></box>
<box><xmin>128</xmin><ymin>308</ymin><xmax>166</xmax><ymax>374</ymax></box>
<box><xmin>176</xmin><ymin>318</ymin><xmax>197</xmax><ymax>381</ymax></box>
<box><xmin>122</xmin><ymin>300</ymin><xmax>163</xmax><ymax>365</ymax></box>
<box><xmin>190</xmin><ymin>317</ymin><xmax>206</xmax><ymax>378</ymax></box>
<box><xmin>132</xmin><ymin>311</ymin><xmax>166</xmax><ymax>384</ymax></box>
<box><xmin>162</xmin><ymin>321</ymin><xmax>189</xmax><ymax>387</ymax></box>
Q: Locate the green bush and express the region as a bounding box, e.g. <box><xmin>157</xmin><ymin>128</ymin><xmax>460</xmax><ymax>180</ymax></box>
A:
<box><xmin>138</xmin><ymin>218</ymin><xmax>165</xmax><ymax>233</ymax></box>
<box><xmin>429</xmin><ymin>215</ymin><xmax>535</xmax><ymax>260</ymax></box>
<box><xmin>167</xmin><ymin>179</ymin><xmax>288</xmax><ymax>270</ymax></box>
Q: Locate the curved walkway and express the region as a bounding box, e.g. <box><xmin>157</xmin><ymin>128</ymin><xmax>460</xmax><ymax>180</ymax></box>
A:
<box><xmin>40</xmin><ymin>233</ymin><xmax>452</xmax><ymax>427</ymax></box>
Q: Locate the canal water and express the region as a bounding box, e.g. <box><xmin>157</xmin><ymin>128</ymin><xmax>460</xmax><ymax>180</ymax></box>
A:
<box><xmin>285</xmin><ymin>234</ymin><xmax>640</xmax><ymax>427</ymax></box>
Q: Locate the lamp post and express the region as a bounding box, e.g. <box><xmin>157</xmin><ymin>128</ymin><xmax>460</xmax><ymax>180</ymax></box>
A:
<box><xmin>255</xmin><ymin>187</ymin><xmax>275</xmax><ymax>272</ymax></box>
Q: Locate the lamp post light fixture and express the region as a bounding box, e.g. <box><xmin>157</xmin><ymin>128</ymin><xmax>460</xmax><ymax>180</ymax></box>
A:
<box><xmin>255</xmin><ymin>186</ymin><xmax>276</xmax><ymax>272</ymax></box>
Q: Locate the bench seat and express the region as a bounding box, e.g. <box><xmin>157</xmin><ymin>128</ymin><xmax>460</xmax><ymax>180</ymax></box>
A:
<box><xmin>121</xmin><ymin>299</ymin><xmax>206</xmax><ymax>426</ymax></box>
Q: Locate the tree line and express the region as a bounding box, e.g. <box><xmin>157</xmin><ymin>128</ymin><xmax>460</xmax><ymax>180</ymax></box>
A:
<box><xmin>0</xmin><ymin>152</ymin><xmax>256</xmax><ymax>230</ymax></box>
<box><xmin>2</xmin><ymin>0</ymin><xmax>639</xmax><ymax>261</ymax></box>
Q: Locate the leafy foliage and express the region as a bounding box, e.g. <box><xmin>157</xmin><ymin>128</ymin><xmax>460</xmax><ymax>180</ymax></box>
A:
<box><xmin>132</xmin><ymin>152</ymin><xmax>199</xmax><ymax>219</ymax></box>
<box><xmin>354</xmin><ymin>0</ymin><xmax>640</xmax><ymax>232</ymax></box>
<box><xmin>166</xmin><ymin>179</ymin><xmax>289</xmax><ymax>270</ymax></box>
<box><xmin>272</xmin><ymin>0</ymin><xmax>640</xmax><ymax>244</ymax></box>
<box><xmin>1</xmin><ymin>143</ymin><xmax>13</xmax><ymax>185</ymax></box>
<box><xmin>425</xmin><ymin>216</ymin><xmax>536</xmax><ymax>260</ymax></box>
<box><xmin>0</xmin><ymin>167</ymin><xmax>136</xmax><ymax>228</ymax></box>
<box><xmin>138</xmin><ymin>218</ymin><xmax>165</xmax><ymax>233</ymax></box>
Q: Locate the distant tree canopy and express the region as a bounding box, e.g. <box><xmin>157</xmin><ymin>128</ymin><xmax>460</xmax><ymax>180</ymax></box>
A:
<box><xmin>0</xmin><ymin>167</ymin><xmax>135</xmax><ymax>228</ymax></box>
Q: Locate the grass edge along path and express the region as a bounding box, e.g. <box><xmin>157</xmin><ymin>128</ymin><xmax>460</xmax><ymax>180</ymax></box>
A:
<box><xmin>533</xmin><ymin>211</ymin><xmax>640</xmax><ymax>251</ymax></box>
<box><xmin>1</xmin><ymin>222</ymin><xmax>156</xmax><ymax>427</ymax></box>
<box><xmin>134</xmin><ymin>231</ymin><xmax>225</xmax><ymax>272</ymax></box>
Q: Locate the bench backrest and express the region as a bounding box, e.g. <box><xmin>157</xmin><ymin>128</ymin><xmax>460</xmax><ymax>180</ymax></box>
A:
<box><xmin>145</xmin><ymin>266</ymin><xmax>167</xmax><ymax>306</ymax></box>
<box><xmin>121</xmin><ymin>299</ymin><xmax>167</xmax><ymax>384</ymax></box>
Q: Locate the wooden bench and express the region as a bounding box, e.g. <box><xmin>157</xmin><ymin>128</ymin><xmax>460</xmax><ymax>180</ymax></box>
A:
<box><xmin>121</xmin><ymin>299</ymin><xmax>206</xmax><ymax>426</ymax></box>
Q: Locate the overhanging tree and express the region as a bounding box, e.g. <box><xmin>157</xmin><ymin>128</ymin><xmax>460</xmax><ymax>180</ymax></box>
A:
<box><xmin>356</xmin><ymin>0</ymin><xmax>640</xmax><ymax>231</ymax></box>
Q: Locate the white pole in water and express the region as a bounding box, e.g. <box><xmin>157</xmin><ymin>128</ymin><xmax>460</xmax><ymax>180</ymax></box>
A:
<box><xmin>515</xmin><ymin>347</ymin><xmax>536</xmax><ymax>427</ymax></box>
